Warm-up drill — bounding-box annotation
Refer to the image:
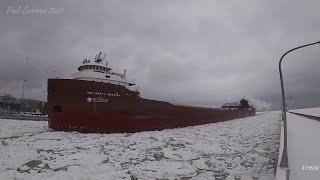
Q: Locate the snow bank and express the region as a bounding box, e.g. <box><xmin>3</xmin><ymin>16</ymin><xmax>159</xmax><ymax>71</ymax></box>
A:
<box><xmin>290</xmin><ymin>107</ymin><xmax>320</xmax><ymax>117</ymax></box>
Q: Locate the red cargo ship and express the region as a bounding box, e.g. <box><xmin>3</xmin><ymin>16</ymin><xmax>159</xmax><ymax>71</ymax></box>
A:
<box><xmin>48</xmin><ymin>52</ymin><xmax>255</xmax><ymax>133</ymax></box>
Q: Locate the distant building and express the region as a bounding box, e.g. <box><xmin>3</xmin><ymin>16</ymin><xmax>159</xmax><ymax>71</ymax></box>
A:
<box><xmin>0</xmin><ymin>94</ymin><xmax>47</xmax><ymax>114</ymax></box>
<box><xmin>0</xmin><ymin>94</ymin><xmax>20</xmax><ymax>104</ymax></box>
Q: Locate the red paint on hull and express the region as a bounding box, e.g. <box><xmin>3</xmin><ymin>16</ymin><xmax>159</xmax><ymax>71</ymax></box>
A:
<box><xmin>48</xmin><ymin>79</ymin><xmax>255</xmax><ymax>133</ymax></box>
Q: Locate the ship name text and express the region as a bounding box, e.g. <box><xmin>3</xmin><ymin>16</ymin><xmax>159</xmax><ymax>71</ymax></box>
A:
<box><xmin>86</xmin><ymin>91</ymin><xmax>120</xmax><ymax>97</ymax></box>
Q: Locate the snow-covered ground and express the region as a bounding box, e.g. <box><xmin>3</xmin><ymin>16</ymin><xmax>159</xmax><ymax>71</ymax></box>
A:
<box><xmin>286</xmin><ymin>112</ymin><xmax>320</xmax><ymax>180</ymax></box>
<box><xmin>290</xmin><ymin>107</ymin><xmax>320</xmax><ymax>117</ymax></box>
<box><xmin>0</xmin><ymin>112</ymin><xmax>280</xmax><ymax>180</ymax></box>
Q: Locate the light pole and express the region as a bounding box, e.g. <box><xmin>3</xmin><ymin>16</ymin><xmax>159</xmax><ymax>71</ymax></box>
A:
<box><xmin>279</xmin><ymin>41</ymin><xmax>320</xmax><ymax>168</ymax></box>
<box><xmin>20</xmin><ymin>79</ymin><xmax>27</xmax><ymax>112</ymax></box>
<box><xmin>26</xmin><ymin>57</ymin><xmax>49</xmax><ymax>100</ymax></box>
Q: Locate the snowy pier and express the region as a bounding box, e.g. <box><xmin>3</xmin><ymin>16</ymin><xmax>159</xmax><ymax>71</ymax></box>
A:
<box><xmin>289</xmin><ymin>109</ymin><xmax>320</xmax><ymax>121</ymax></box>
<box><xmin>276</xmin><ymin>107</ymin><xmax>320</xmax><ymax>180</ymax></box>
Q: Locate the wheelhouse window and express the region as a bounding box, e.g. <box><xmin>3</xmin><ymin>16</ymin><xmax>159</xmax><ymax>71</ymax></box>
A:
<box><xmin>79</xmin><ymin>65</ymin><xmax>108</xmax><ymax>72</ymax></box>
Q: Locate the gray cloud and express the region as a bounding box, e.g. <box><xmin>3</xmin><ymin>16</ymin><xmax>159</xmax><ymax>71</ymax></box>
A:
<box><xmin>0</xmin><ymin>0</ymin><xmax>320</xmax><ymax>110</ymax></box>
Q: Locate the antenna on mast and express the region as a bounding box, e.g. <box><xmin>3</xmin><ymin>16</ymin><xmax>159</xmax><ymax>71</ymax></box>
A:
<box><xmin>103</xmin><ymin>51</ymin><xmax>107</xmax><ymax>60</ymax></box>
<box><xmin>94</xmin><ymin>52</ymin><xmax>103</xmax><ymax>63</ymax></box>
<box><xmin>103</xmin><ymin>51</ymin><xmax>109</xmax><ymax>66</ymax></box>
<box><xmin>83</xmin><ymin>57</ymin><xmax>90</xmax><ymax>64</ymax></box>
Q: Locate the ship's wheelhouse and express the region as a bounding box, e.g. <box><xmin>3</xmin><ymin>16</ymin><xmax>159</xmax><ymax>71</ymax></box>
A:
<box><xmin>71</xmin><ymin>52</ymin><xmax>136</xmax><ymax>90</ymax></box>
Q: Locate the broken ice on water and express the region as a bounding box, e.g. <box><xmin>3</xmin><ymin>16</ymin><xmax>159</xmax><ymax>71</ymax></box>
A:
<box><xmin>0</xmin><ymin>112</ymin><xmax>280</xmax><ymax>180</ymax></box>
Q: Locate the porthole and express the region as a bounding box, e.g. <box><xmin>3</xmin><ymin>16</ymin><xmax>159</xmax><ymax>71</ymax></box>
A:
<box><xmin>53</xmin><ymin>106</ymin><xmax>62</xmax><ymax>112</ymax></box>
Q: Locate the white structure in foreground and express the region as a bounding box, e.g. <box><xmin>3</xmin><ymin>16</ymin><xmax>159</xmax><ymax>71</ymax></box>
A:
<box><xmin>276</xmin><ymin>108</ymin><xmax>320</xmax><ymax>180</ymax></box>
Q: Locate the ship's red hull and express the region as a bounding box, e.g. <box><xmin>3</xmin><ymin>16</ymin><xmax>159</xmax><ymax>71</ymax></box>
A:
<box><xmin>48</xmin><ymin>79</ymin><xmax>255</xmax><ymax>133</ymax></box>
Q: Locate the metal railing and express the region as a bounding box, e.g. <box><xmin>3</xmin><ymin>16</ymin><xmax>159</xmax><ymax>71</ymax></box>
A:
<box><xmin>278</xmin><ymin>41</ymin><xmax>320</xmax><ymax>168</ymax></box>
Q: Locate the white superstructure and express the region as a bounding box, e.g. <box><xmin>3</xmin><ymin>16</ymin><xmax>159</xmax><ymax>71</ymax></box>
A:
<box><xmin>72</xmin><ymin>52</ymin><xmax>136</xmax><ymax>90</ymax></box>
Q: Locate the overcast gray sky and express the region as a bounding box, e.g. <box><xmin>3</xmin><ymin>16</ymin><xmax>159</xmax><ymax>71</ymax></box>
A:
<box><xmin>0</xmin><ymin>0</ymin><xmax>319</xmax><ymax>110</ymax></box>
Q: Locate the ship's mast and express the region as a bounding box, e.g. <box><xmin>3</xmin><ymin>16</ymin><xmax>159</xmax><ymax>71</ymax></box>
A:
<box><xmin>94</xmin><ymin>51</ymin><xmax>108</xmax><ymax>65</ymax></box>
<box><xmin>94</xmin><ymin>52</ymin><xmax>103</xmax><ymax>63</ymax></box>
